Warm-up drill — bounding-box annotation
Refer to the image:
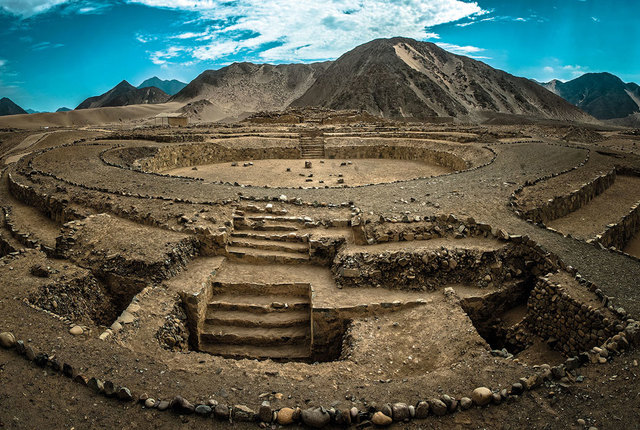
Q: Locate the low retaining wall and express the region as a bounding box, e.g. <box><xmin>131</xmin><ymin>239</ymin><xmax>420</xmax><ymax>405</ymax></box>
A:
<box><xmin>324</xmin><ymin>138</ymin><xmax>469</xmax><ymax>171</ymax></box>
<box><xmin>524</xmin><ymin>276</ymin><xmax>620</xmax><ymax>356</ymax></box>
<box><xmin>137</xmin><ymin>139</ymin><xmax>301</xmax><ymax>172</ymax></box>
<box><xmin>517</xmin><ymin>168</ymin><xmax>616</xmax><ymax>224</ymax></box>
<box><xmin>595</xmin><ymin>200</ymin><xmax>640</xmax><ymax>250</ymax></box>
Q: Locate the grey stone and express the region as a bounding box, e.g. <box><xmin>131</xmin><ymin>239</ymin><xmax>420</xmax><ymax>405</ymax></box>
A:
<box><xmin>259</xmin><ymin>401</ymin><xmax>272</xmax><ymax>422</ymax></box>
<box><xmin>301</xmin><ymin>407</ymin><xmax>331</xmax><ymax>428</ymax></box>
<box><xmin>460</xmin><ymin>397</ymin><xmax>473</xmax><ymax>410</ymax></box>
<box><xmin>428</xmin><ymin>399</ymin><xmax>447</xmax><ymax>416</ymax></box>
<box><xmin>391</xmin><ymin>403</ymin><xmax>410</xmax><ymax>421</ymax></box>
<box><xmin>472</xmin><ymin>387</ymin><xmax>492</xmax><ymax>406</ymax></box>
<box><xmin>233</xmin><ymin>405</ymin><xmax>256</xmax><ymax>422</ymax></box>
<box><xmin>414</xmin><ymin>401</ymin><xmax>429</xmax><ymax>418</ymax></box>
<box><xmin>195</xmin><ymin>404</ymin><xmax>212</xmax><ymax>416</ymax></box>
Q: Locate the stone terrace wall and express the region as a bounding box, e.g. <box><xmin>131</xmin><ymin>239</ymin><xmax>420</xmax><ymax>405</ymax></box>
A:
<box><xmin>333</xmin><ymin>242</ymin><xmax>554</xmax><ymax>292</ymax></box>
<box><xmin>524</xmin><ymin>276</ymin><xmax>620</xmax><ymax>355</ymax></box>
<box><xmin>136</xmin><ymin>139</ymin><xmax>300</xmax><ymax>172</ymax></box>
<box><xmin>596</xmin><ymin>201</ymin><xmax>640</xmax><ymax>250</ymax></box>
<box><xmin>8</xmin><ymin>172</ymin><xmax>83</xmax><ymax>223</ymax></box>
<box><xmin>517</xmin><ymin>168</ymin><xmax>616</xmax><ymax>224</ymax></box>
<box><xmin>324</xmin><ymin>137</ymin><xmax>474</xmax><ymax>171</ymax></box>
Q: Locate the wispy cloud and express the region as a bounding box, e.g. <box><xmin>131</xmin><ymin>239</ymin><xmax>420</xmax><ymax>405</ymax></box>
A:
<box><xmin>128</xmin><ymin>0</ymin><xmax>487</xmax><ymax>62</ymax></box>
<box><xmin>32</xmin><ymin>41</ymin><xmax>64</xmax><ymax>51</ymax></box>
<box><xmin>435</xmin><ymin>42</ymin><xmax>490</xmax><ymax>59</ymax></box>
<box><xmin>0</xmin><ymin>0</ymin><xmax>70</xmax><ymax>17</ymax></box>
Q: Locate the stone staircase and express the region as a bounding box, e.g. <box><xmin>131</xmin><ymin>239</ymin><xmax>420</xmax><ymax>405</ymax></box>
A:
<box><xmin>299</xmin><ymin>134</ymin><xmax>325</xmax><ymax>159</ymax></box>
<box><xmin>227</xmin><ymin>213</ymin><xmax>317</xmax><ymax>264</ymax></box>
<box><xmin>199</xmin><ymin>281</ymin><xmax>312</xmax><ymax>360</ymax></box>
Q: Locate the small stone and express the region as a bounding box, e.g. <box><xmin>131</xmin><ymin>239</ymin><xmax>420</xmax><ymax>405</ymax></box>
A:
<box><xmin>233</xmin><ymin>405</ymin><xmax>256</xmax><ymax>422</ymax></box>
<box><xmin>170</xmin><ymin>396</ymin><xmax>194</xmax><ymax>414</ymax></box>
<box><xmin>25</xmin><ymin>346</ymin><xmax>36</xmax><ymax>361</ymax></box>
<box><xmin>391</xmin><ymin>403</ymin><xmax>410</xmax><ymax>421</ymax></box>
<box><xmin>428</xmin><ymin>399</ymin><xmax>447</xmax><ymax>416</ymax></box>
<box><xmin>118</xmin><ymin>387</ymin><xmax>133</xmax><ymax>401</ymax></box>
<box><xmin>460</xmin><ymin>397</ymin><xmax>473</xmax><ymax>410</ymax></box>
<box><xmin>214</xmin><ymin>404</ymin><xmax>230</xmax><ymax>419</ymax></box>
<box><xmin>144</xmin><ymin>398</ymin><xmax>156</xmax><ymax>408</ymax></box>
<box><xmin>277</xmin><ymin>407</ymin><xmax>295</xmax><ymax>425</ymax></box>
<box><xmin>414</xmin><ymin>401</ymin><xmax>429</xmax><ymax>418</ymax></box>
<box><xmin>157</xmin><ymin>400</ymin><xmax>170</xmax><ymax>411</ymax></box>
<box><xmin>0</xmin><ymin>332</ymin><xmax>16</xmax><ymax>348</ymax></box>
<box><xmin>372</xmin><ymin>411</ymin><xmax>393</xmax><ymax>426</ymax></box>
<box><xmin>33</xmin><ymin>353</ymin><xmax>48</xmax><ymax>367</ymax></box>
<box><xmin>103</xmin><ymin>381</ymin><xmax>116</xmax><ymax>397</ymax></box>
<box><xmin>195</xmin><ymin>405</ymin><xmax>212</xmax><ymax>416</ymax></box>
<box><xmin>69</xmin><ymin>325</ymin><xmax>83</xmax><ymax>336</ymax></box>
<box><xmin>301</xmin><ymin>407</ymin><xmax>331</xmax><ymax>428</ymax></box>
<box><xmin>88</xmin><ymin>377</ymin><xmax>104</xmax><ymax>393</ymax></box>
<box><xmin>577</xmin><ymin>418</ymin><xmax>586</xmax><ymax>426</ymax></box>
<box><xmin>511</xmin><ymin>382</ymin><xmax>524</xmax><ymax>395</ymax></box>
<box><xmin>259</xmin><ymin>401</ymin><xmax>272</xmax><ymax>423</ymax></box>
<box><xmin>472</xmin><ymin>387</ymin><xmax>492</xmax><ymax>406</ymax></box>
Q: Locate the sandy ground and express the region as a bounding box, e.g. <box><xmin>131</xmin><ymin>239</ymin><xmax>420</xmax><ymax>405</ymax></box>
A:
<box><xmin>165</xmin><ymin>158</ymin><xmax>453</xmax><ymax>187</ymax></box>
<box><xmin>0</xmin><ymin>102</ymin><xmax>184</xmax><ymax>129</ymax></box>
<box><xmin>623</xmin><ymin>233</ymin><xmax>640</xmax><ymax>258</ymax></box>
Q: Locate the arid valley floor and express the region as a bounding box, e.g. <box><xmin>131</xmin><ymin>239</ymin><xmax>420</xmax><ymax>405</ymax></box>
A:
<box><xmin>0</xmin><ymin>112</ymin><xmax>640</xmax><ymax>429</ymax></box>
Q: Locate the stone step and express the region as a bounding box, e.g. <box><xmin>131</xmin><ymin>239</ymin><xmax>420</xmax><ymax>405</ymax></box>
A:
<box><xmin>211</xmin><ymin>281</ymin><xmax>310</xmax><ymax>297</ymax></box>
<box><xmin>245</xmin><ymin>215</ymin><xmax>314</xmax><ymax>223</ymax></box>
<box><xmin>201</xmin><ymin>324</ymin><xmax>310</xmax><ymax>346</ymax></box>
<box><xmin>229</xmin><ymin>237</ymin><xmax>309</xmax><ymax>254</ymax></box>
<box><xmin>230</xmin><ymin>230</ymin><xmax>309</xmax><ymax>243</ymax></box>
<box><xmin>234</xmin><ymin>223</ymin><xmax>300</xmax><ymax>232</ymax></box>
<box><xmin>204</xmin><ymin>309</ymin><xmax>310</xmax><ymax>328</ymax></box>
<box><xmin>199</xmin><ymin>342</ymin><xmax>311</xmax><ymax>361</ymax></box>
<box><xmin>227</xmin><ymin>246</ymin><xmax>310</xmax><ymax>264</ymax></box>
<box><xmin>208</xmin><ymin>294</ymin><xmax>310</xmax><ymax>313</ymax></box>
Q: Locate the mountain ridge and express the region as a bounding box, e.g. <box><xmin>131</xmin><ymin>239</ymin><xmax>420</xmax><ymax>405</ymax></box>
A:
<box><xmin>542</xmin><ymin>72</ymin><xmax>640</xmax><ymax>120</ymax></box>
<box><xmin>0</xmin><ymin>97</ymin><xmax>28</xmax><ymax>116</ymax></box>
<box><xmin>138</xmin><ymin>76</ymin><xmax>187</xmax><ymax>96</ymax></box>
<box><xmin>76</xmin><ymin>80</ymin><xmax>169</xmax><ymax>110</ymax></box>
<box><xmin>290</xmin><ymin>37</ymin><xmax>593</xmax><ymax>122</ymax></box>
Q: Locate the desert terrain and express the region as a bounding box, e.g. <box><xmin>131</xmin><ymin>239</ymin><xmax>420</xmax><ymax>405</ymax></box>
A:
<box><xmin>0</xmin><ymin>35</ymin><xmax>640</xmax><ymax>430</ymax></box>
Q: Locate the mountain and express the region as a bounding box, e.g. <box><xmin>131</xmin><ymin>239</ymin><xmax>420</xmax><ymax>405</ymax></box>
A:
<box><xmin>56</xmin><ymin>107</ymin><xmax>71</xmax><ymax>112</ymax></box>
<box><xmin>542</xmin><ymin>73</ymin><xmax>640</xmax><ymax>120</ymax></box>
<box><xmin>170</xmin><ymin>61</ymin><xmax>331</xmax><ymax>114</ymax></box>
<box><xmin>291</xmin><ymin>37</ymin><xmax>592</xmax><ymax>122</ymax></box>
<box><xmin>0</xmin><ymin>97</ymin><xmax>27</xmax><ymax>116</ymax></box>
<box><xmin>76</xmin><ymin>80</ymin><xmax>169</xmax><ymax>110</ymax></box>
<box><xmin>26</xmin><ymin>108</ymin><xmax>42</xmax><ymax>114</ymax></box>
<box><xmin>138</xmin><ymin>77</ymin><xmax>187</xmax><ymax>96</ymax></box>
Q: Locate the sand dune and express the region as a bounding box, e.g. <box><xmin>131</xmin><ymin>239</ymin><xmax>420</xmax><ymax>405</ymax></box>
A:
<box><xmin>0</xmin><ymin>102</ymin><xmax>185</xmax><ymax>129</ymax></box>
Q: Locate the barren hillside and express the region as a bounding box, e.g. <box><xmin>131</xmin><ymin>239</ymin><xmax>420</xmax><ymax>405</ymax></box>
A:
<box><xmin>292</xmin><ymin>37</ymin><xmax>594</xmax><ymax>122</ymax></box>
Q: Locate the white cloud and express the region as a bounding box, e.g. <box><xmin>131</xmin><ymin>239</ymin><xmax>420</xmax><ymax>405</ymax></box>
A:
<box><xmin>0</xmin><ymin>0</ymin><xmax>70</xmax><ymax>17</ymax></box>
<box><xmin>128</xmin><ymin>0</ymin><xmax>486</xmax><ymax>62</ymax></box>
<box><xmin>0</xmin><ymin>59</ymin><xmax>6</xmax><ymax>67</ymax></box>
<box><xmin>543</xmin><ymin>66</ymin><xmax>554</xmax><ymax>73</ymax></box>
<box><xmin>435</xmin><ymin>42</ymin><xmax>489</xmax><ymax>59</ymax></box>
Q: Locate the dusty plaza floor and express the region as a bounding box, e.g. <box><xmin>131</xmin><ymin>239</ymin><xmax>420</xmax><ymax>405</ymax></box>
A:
<box><xmin>1</xmin><ymin>120</ymin><xmax>640</xmax><ymax>429</ymax></box>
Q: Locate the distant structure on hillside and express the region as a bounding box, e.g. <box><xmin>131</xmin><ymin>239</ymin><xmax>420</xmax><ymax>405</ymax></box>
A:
<box><xmin>154</xmin><ymin>112</ymin><xmax>189</xmax><ymax>127</ymax></box>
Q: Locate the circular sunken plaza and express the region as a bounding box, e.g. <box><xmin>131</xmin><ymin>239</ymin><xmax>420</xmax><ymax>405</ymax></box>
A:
<box><xmin>2</xmin><ymin>120</ymin><xmax>640</xmax><ymax>428</ymax></box>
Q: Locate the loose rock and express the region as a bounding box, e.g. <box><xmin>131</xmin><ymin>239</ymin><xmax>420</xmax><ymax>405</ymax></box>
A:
<box><xmin>372</xmin><ymin>411</ymin><xmax>393</xmax><ymax>426</ymax></box>
<box><xmin>0</xmin><ymin>332</ymin><xmax>16</xmax><ymax>348</ymax></box>
<box><xmin>472</xmin><ymin>387</ymin><xmax>492</xmax><ymax>406</ymax></box>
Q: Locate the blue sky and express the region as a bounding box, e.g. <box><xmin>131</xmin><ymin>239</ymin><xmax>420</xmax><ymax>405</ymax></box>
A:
<box><xmin>0</xmin><ymin>0</ymin><xmax>638</xmax><ymax>112</ymax></box>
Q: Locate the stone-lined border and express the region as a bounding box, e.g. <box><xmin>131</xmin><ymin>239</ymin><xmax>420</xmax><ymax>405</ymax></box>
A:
<box><xmin>509</xmin><ymin>142</ymin><xmax>591</xmax><ymax>221</ymax></box>
<box><xmin>1</xmin><ymin>217</ymin><xmax>638</xmax><ymax>426</ymax></box>
<box><xmin>103</xmin><ymin>140</ymin><xmax>498</xmax><ymax>191</ymax></box>
<box><xmin>1</xmin><ymin>306</ymin><xmax>638</xmax><ymax>427</ymax></box>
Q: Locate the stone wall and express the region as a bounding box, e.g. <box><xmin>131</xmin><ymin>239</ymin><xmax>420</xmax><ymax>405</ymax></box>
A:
<box><xmin>524</xmin><ymin>276</ymin><xmax>620</xmax><ymax>355</ymax></box>
<box><xmin>8</xmin><ymin>172</ymin><xmax>83</xmax><ymax>224</ymax></box>
<box><xmin>595</xmin><ymin>200</ymin><xmax>640</xmax><ymax>250</ymax></box>
<box><xmin>324</xmin><ymin>138</ymin><xmax>471</xmax><ymax>171</ymax></box>
<box><xmin>333</xmin><ymin>241</ymin><xmax>554</xmax><ymax>292</ymax></box>
<box><xmin>136</xmin><ymin>139</ymin><xmax>301</xmax><ymax>172</ymax></box>
<box><xmin>517</xmin><ymin>168</ymin><xmax>616</xmax><ymax>224</ymax></box>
